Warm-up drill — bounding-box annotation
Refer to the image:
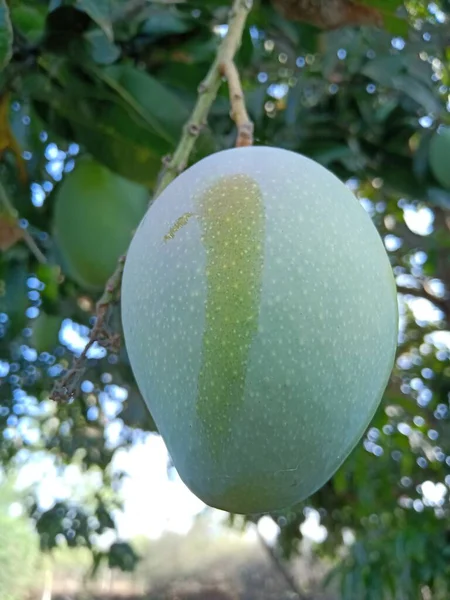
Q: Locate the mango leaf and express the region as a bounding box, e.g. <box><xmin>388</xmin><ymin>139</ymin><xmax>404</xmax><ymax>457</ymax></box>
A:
<box><xmin>0</xmin><ymin>0</ymin><xmax>13</xmax><ymax>71</ymax></box>
<box><xmin>361</xmin><ymin>55</ymin><xmax>405</xmax><ymax>86</ymax></box>
<box><xmin>141</xmin><ymin>9</ymin><xmax>193</xmax><ymax>39</ymax></box>
<box><xmin>0</xmin><ymin>260</ymin><xmax>28</xmax><ymax>338</ymax></box>
<box><xmin>48</xmin><ymin>0</ymin><xmax>62</xmax><ymax>10</ymax></box>
<box><xmin>100</xmin><ymin>64</ymin><xmax>189</xmax><ymax>144</ymax></box>
<box><xmin>393</xmin><ymin>75</ymin><xmax>443</xmax><ymax>115</ymax></box>
<box><xmin>362</xmin><ymin>59</ymin><xmax>442</xmax><ymax>115</ymax></box>
<box><xmin>412</xmin><ymin>130</ymin><xmax>433</xmax><ymax>181</ymax></box>
<box><xmin>73</xmin><ymin>109</ymin><xmax>166</xmax><ymax>187</ymax></box>
<box><xmin>84</xmin><ymin>29</ymin><xmax>120</xmax><ymax>64</ymax></box>
<box><xmin>24</xmin><ymin>71</ymin><xmax>171</xmax><ymax>186</ymax></box>
<box><xmin>10</xmin><ymin>3</ymin><xmax>47</xmax><ymax>43</ymax></box>
<box><xmin>0</xmin><ymin>214</ymin><xmax>23</xmax><ymax>252</ymax></box>
<box><xmin>358</xmin><ymin>0</ymin><xmax>408</xmax><ymax>36</ymax></box>
<box><xmin>76</xmin><ymin>0</ymin><xmax>113</xmax><ymax>41</ymax></box>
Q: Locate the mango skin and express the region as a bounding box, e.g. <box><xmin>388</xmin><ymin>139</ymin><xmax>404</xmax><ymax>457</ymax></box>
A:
<box><xmin>121</xmin><ymin>146</ymin><xmax>398</xmax><ymax>515</ymax></box>
<box><xmin>53</xmin><ymin>157</ymin><xmax>148</xmax><ymax>291</ymax></box>
<box><xmin>429</xmin><ymin>127</ymin><xmax>450</xmax><ymax>190</ymax></box>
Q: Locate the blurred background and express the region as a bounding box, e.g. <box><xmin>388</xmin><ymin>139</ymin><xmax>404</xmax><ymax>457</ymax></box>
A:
<box><xmin>0</xmin><ymin>0</ymin><xmax>450</xmax><ymax>599</ymax></box>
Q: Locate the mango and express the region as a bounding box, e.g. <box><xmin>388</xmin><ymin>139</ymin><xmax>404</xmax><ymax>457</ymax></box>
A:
<box><xmin>429</xmin><ymin>126</ymin><xmax>450</xmax><ymax>190</ymax></box>
<box><xmin>53</xmin><ymin>157</ymin><xmax>148</xmax><ymax>291</ymax></box>
<box><xmin>121</xmin><ymin>146</ymin><xmax>398</xmax><ymax>514</ymax></box>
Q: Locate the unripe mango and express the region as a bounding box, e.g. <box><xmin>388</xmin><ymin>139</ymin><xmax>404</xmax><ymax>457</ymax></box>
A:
<box><xmin>53</xmin><ymin>157</ymin><xmax>148</xmax><ymax>291</ymax></box>
<box><xmin>122</xmin><ymin>146</ymin><xmax>398</xmax><ymax>514</ymax></box>
<box><xmin>429</xmin><ymin>126</ymin><xmax>450</xmax><ymax>190</ymax></box>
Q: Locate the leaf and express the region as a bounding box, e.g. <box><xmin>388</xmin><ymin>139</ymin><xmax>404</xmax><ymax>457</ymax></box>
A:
<box><xmin>10</xmin><ymin>3</ymin><xmax>47</xmax><ymax>43</ymax></box>
<box><xmin>35</xmin><ymin>264</ymin><xmax>60</xmax><ymax>304</ymax></box>
<box><xmin>358</xmin><ymin>0</ymin><xmax>408</xmax><ymax>36</ymax></box>
<box><xmin>412</xmin><ymin>130</ymin><xmax>432</xmax><ymax>181</ymax></box>
<box><xmin>362</xmin><ymin>59</ymin><xmax>442</xmax><ymax>115</ymax></box>
<box><xmin>141</xmin><ymin>9</ymin><xmax>193</xmax><ymax>39</ymax></box>
<box><xmin>393</xmin><ymin>75</ymin><xmax>443</xmax><ymax>115</ymax></box>
<box><xmin>100</xmin><ymin>64</ymin><xmax>189</xmax><ymax>144</ymax></box>
<box><xmin>0</xmin><ymin>92</ymin><xmax>27</xmax><ymax>184</ymax></box>
<box><xmin>381</xmin><ymin>12</ymin><xmax>408</xmax><ymax>37</ymax></box>
<box><xmin>108</xmin><ymin>542</ymin><xmax>139</xmax><ymax>572</ymax></box>
<box><xmin>76</xmin><ymin>0</ymin><xmax>113</xmax><ymax>41</ymax></box>
<box><xmin>25</xmin><ymin>71</ymin><xmax>171</xmax><ymax>186</ymax></box>
<box><xmin>0</xmin><ymin>214</ymin><xmax>23</xmax><ymax>251</ymax></box>
<box><xmin>84</xmin><ymin>29</ymin><xmax>120</xmax><ymax>64</ymax></box>
<box><xmin>0</xmin><ymin>260</ymin><xmax>28</xmax><ymax>338</ymax></box>
<box><xmin>0</xmin><ymin>0</ymin><xmax>13</xmax><ymax>71</ymax></box>
<box><xmin>30</xmin><ymin>312</ymin><xmax>61</xmax><ymax>353</ymax></box>
<box><xmin>361</xmin><ymin>55</ymin><xmax>404</xmax><ymax>87</ymax></box>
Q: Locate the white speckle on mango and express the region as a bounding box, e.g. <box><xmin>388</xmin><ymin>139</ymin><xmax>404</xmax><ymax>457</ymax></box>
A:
<box><xmin>121</xmin><ymin>146</ymin><xmax>398</xmax><ymax>515</ymax></box>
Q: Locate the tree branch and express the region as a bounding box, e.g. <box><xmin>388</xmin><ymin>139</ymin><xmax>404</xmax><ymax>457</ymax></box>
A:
<box><xmin>156</xmin><ymin>0</ymin><xmax>253</xmax><ymax>194</ymax></box>
<box><xmin>397</xmin><ymin>284</ymin><xmax>450</xmax><ymax>323</ymax></box>
<box><xmin>50</xmin><ymin>0</ymin><xmax>253</xmax><ymax>402</ymax></box>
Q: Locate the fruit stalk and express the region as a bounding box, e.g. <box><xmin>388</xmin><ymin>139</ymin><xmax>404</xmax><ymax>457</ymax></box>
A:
<box><xmin>50</xmin><ymin>0</ymin><xmax>254</xmax><ymax>401</ymax></box>
<box><xmin>156</xmin><ymin>0</ymin><xmax>254</xmax><ymax>195</ymax></box>
<box><xmin>220</xmin><ymin>60</ymin><xmax>254</xmax><ymax>147</ymax></box>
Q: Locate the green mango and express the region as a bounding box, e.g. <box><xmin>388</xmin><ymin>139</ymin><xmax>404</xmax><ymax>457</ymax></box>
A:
<box><xmin>121</xmin><ymin>146</ymin><xmax>398</xmax><ymax>514</ymax></box>
<box><xmin>53</xmin><ymin>157</ymin><xmax>149</xmax><ymax>291</ymax></box>
<box><xmin>429</xmin><ymin>126</ymin><xmax>450</xmax><ymax>190</ymax></box>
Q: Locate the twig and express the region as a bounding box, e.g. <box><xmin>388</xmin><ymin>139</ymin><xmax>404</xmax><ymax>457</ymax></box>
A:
<box><xmin>156</xmin><ymin>0</ymin><xmax>253</xmax><ymax>194</ymax></box>
<box><xmin>51</xmin><ymin>256</ymin><xmax>125</xmax><ymax>402</ymax></box>
<box><xmin>397</xmin><ymin>284</ymin><xmax>450</xmax><ymax>322</ymax></box>
<box><xmin>50</xmin><ymin>0</ymin><xmax>253</xmax><ymax>402</ymax></box>
<box><xmin>0</xmin><ymin>179</ymin><xmax>46</xmax><ymax>263</ymax></box>
<box><xmin>220</xmin><ymin>60</ymin><xmax>254</xmax><ymax>147</ymax></box>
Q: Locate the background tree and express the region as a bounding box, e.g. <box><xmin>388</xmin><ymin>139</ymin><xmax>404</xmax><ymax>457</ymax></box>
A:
<box><xmin>0</xmin><ymin>478</ymin><xmax>39</xmax><ymax>599</ymax></box>
<box><xmin>0</xmin><ymin>0</ymin><xmax>449</xmax><ymax>598</ymax></box>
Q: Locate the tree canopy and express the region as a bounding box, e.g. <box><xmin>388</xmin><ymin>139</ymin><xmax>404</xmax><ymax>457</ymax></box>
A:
<box><xmin>0</xmin><ymin>1</ymin><xmax>450</xmax><ymax>598</ymax></box>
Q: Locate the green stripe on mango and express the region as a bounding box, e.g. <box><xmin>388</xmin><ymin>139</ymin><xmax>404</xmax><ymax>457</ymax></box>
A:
<box><xmin>195</xmin><ymin>174</ymin><xmax>265</xmax><ymax>440</ymax></box>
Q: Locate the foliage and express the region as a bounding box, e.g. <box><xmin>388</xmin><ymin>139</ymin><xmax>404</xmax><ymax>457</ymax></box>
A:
<box><xmin>0</xmin><ymin>480</ymin><xmax>39</xmax><ymax>600</ymax></box>
<box><xmin>0</xmin><ymin>0</ymin><xmax>449</xmax><ymax>598</ymax></box>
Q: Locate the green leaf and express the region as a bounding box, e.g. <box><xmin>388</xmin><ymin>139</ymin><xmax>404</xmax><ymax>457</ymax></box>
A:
<box><xmin>0</xmin><ymin>0</ymin><xmax>13</xmax><ymax>71</ymax></box>
<box><xmin>76</xmin><ymin>0</ymin><xmax>113</xmax><ymax>41</ymax></box>
<box><xmin>48</xmin><ymin>0</ymin><xmax>62</xmax><ymax>11</ymax></box>
<box><xmin>361</xmin><ymin>55</ymin><xmax>404</xmax><ymax>87</ymax></box>
<box><xmin>427</xmin><ymin>187</ymin><xmax>450</xmax><ymax>210</ymax></box>
<box><xmin>100</xmin><ymin>64</ymin><xmax>189</xmax><ymax>144</ymax></box>
<box><xmin>25</xmin><ymin>70</ymin><xmax>171</xmax><ymax>186</ymax></box>
<box><xmin>0</xmin><ymin>260</ymin><xmax>28</xmax><ymax>338</ymax></box>
<box><xmin>362</xmin><ymin>58</ymin><xmax>442</xmax><ymax>115</ymax></box>
<box><xmin>358</xmin><ymin>0</ymin><xmax>408</xmax><ymax>36</ymax></box>
<box><xmin>141</xmin><ymin>9</ymin><xmax>193</xmax><ymax>39</ymax></box>
<box><xmin>10</xmin><ymin>3</ymin><xmax>47</xmax><ymax>43</ymax></box>
<box><xmin>84</xmin><ymin>29</ymin><xmax>120</xmax><ymax>64</ymax></box>
<box><xmin>393</xmin><ymin>75</ymin><xmax>443</xmax><ymax>115</ymax></box>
